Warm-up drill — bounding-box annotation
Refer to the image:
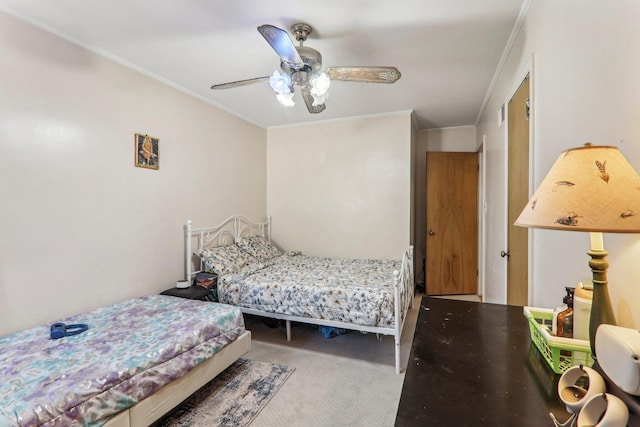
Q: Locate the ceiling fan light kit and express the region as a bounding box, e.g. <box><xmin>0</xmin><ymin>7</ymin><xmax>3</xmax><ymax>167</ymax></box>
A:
<box><xmin>211</xmin><ymin>23</ymin><xmax>401</xmax><ymax>114</ymax></box>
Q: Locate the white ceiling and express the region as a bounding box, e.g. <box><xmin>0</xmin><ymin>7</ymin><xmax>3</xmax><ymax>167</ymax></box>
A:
<box><xmin>0</xmin><ymin>0</ymin><xmax>527</xmax><ymax>130</ymax></box>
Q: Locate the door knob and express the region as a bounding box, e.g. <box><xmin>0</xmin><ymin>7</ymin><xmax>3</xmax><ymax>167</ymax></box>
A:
<box><xmin>428</xmin><ymin>229</ymin><xmax>435</xmax><ymax>236</ymax></box>
<box><xmin>500</xmin><ymin>250</ymin><xmax>510</xmax><ymax>258</ymax></box>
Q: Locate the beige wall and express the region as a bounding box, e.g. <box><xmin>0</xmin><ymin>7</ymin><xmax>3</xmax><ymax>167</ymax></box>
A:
<box><xmin>477</xmin><ymin>0</ymin><xmax>640</xmax><ymax>328</ymax></box>
<box><xmin>267</xmin><ymin>113</ymin><xmax>413</xmax><ymax>260</ymax></box>
<box><xmin>0</xmin><ymin>11</ymin><xmax>267</xmax><ymax>336</ymax></box>
<box><xmin>421</xmin><ymin>126</ymin><xmax>478</xmax><ymax>152</ymax></box>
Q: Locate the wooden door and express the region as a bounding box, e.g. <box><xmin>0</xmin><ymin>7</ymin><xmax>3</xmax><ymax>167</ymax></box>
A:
<box><xmin>425</xmin><ymin>152</ymin><xmax>478</xmax><ymax>295</ymax></box>
<box><xmin>507</xmin><ymin>75</ymin><xmax>530</xmax><ymax>305</ymax></box>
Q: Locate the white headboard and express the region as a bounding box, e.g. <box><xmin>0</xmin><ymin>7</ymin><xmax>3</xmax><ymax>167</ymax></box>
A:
<box><xmin>184</xmin><ymin>215</ymin><xmax>271</xmax><ymax>281</ymax></box>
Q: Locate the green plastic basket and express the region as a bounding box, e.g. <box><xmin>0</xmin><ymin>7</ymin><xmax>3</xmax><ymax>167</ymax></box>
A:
<box><xmin>523</xmin><ymin>306</ymin><xmax>593</xmax><ymax>374</ymax></box>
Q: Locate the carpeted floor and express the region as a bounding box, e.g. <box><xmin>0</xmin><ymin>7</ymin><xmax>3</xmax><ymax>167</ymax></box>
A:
<box><xmin>154</xmin><ymin>294</ymin><xmax>421</xmax><ymax>427</ymax></box>
<box><xmin>152</xmin><ymin>358</ymin><xmax>294</xmax><ymax>427</ymax></box>
<box><xmin>245</xmin><ymin>294</ymin><xmax>421</xmax><ymax>427</ymax></box>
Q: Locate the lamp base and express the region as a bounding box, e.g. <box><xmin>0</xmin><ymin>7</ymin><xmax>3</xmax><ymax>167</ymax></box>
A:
<box><xmin>587</xmin><ymin>249</ymin><xmax>616</xmax><ymax>359</ymax></box>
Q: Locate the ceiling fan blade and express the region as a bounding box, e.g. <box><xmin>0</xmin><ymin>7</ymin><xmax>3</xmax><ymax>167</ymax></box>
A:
<box><xmin>325</xmin><ymin>66</ymin><xmax>402</xmax><ymax>84</ymax></box>
<box><xmin>258</xmin><ymin>24</ymin><xmax>303</xmax><ymax>69</ymax></box>
<box><xmin>210</xmin><ymin>76</ymin><xmax>269</xmax><ymax>90</ymax></box>
<box><xmin>301</xmin><ymin>87</ymin><xmax>326</xmax><ymax>114</ymax></box>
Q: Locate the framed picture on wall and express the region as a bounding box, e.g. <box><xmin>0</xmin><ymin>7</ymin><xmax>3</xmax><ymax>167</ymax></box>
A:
<box><xmin>134</xmin><ymin>133</ymin><xmax>159</xmax><ymax>170</ymax></box>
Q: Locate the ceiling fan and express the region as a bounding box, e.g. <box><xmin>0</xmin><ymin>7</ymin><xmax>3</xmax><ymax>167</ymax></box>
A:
<box><xmin>210</xmin><ymin>23</ymin><xmax>402</xmax><ymax>114</ymax></box>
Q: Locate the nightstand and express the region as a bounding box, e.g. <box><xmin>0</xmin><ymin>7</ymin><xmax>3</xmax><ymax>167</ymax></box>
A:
<box><xmin>160</xmin><ymin>285</ymin><xmax>210</xmax><ymax>300</ymax></box>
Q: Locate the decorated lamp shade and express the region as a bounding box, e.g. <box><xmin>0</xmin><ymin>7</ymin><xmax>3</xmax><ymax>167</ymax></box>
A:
<box><xmin>515</xmin><ymin>144</ymin><xmax>640</xmax><ymax>233</ymax></box>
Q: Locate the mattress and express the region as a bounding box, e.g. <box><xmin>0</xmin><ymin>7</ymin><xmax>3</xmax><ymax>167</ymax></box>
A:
<box><xmin>219</xmin><ymin>253</ymin><xmax>400</xmax><ymax>327</ymax></box>
<box><xmin>0</xmin><ymin>295</ymin><xmax>245</xmax><ymax>427</ymax></box>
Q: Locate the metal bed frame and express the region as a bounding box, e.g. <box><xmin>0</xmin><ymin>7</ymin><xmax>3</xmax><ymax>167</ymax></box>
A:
<box><xmin>185</xmin><ymin>214</ymin><xmax>414</xmax><ymax>374</ymax></box>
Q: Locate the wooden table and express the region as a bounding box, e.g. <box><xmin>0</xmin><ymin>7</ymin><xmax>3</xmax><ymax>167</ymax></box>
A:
<box><xmin>395</xmin><ymin>296</ymin><xmax>568</xmax><ymax>426</ymax></box>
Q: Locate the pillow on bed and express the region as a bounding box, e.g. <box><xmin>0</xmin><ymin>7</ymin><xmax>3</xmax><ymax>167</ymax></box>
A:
<box><xmin>236</xmin><ymin>235</ymin><xmax>282</xmax><ymax>262</ymax></box>
<box><xmin>194</xmin><ymin>244</ymin><xmax>257</xmax><ymax>275</ymax></box>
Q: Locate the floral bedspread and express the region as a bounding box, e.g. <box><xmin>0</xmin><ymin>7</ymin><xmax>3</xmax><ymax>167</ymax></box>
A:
<box><xmin>0</xmin><ymin>295</ymin><xmax>245</xmax><ymax>427</ymax></box>
<box><xmin>219</xmin><ymin>253</ymin><xmax>400</xmax><ymax>327</ymax></box>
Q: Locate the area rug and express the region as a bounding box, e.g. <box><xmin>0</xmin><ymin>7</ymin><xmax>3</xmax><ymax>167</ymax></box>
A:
<box><xmin>153</xmin><ymin>358</ymin><xmax>294</xmax><ymax>427</ymax></box>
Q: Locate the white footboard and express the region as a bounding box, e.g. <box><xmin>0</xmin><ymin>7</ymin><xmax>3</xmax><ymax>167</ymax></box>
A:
<box><xmin>393</xmin><ymin>245</ymin><xmax>414</xmax><ymax>374</ymax></box>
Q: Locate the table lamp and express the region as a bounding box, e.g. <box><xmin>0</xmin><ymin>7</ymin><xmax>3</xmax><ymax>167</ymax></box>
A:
<box><xmin>515</xmin><ymin>143</ymin><xmax>640</xmax><ymax>358</ymax></box>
